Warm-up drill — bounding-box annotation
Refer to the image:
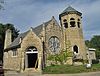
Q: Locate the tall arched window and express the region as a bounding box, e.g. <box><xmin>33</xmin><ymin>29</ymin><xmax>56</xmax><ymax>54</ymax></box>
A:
<box><xmin>63</xmin><ymin>19</ymin><xmax>68</xmax><ymax>28</ymax></box>
<box><xmin>73</xmin><ymin>45</ymin><xmax>78</xmax><ymax>53</ymax></box>
<box><xmin>70</xmin><ymin>18</ymin><xmax>76</xmax><ymax>27</ymax></box>
<box><xmin>48</xmin><ymin>36</ymin><xmax>60</xmax><ymax>53</ymax></box>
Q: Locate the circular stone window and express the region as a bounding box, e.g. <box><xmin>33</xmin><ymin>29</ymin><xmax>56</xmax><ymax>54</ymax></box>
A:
<box><xmin>48</xmin><ymin>36</ymin><xmax>60</xmax><ymax>53</ymax></box>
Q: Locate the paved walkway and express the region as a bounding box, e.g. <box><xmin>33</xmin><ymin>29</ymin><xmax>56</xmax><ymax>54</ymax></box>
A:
<box><xmin>42</xmin><ymin>72</ymin><xmax>100</xmax><ymax>76</ymax></box>
<box><xmin>5</xmin><ymin>71</ymin><xmax>100</xmax><ymax>76</ymax></box>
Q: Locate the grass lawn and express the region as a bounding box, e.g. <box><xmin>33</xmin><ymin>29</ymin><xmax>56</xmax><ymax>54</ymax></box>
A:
<box><xmin>43</xmin><ymin>64</ymin><xmax>100</xmax><ymax>74</ymax></box>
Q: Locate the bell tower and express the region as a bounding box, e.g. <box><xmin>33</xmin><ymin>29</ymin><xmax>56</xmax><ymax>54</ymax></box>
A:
<box><xmin>59</xmin><ymin>6</ymin><xmax>87</xmax><ymax>60</ymax></box>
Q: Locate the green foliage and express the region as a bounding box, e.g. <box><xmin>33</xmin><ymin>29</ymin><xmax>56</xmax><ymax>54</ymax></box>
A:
<box><xmin>95</xmin><ymin>49</ymin><xmax>100</xmax><ymax>59</ymax></box>
<box><xmin>85</xmin><ymin>35</ymin><xmax>100</xmax><ymax>49</ymax></box>
<box><xmin>82</xmin><ymin>59</ymin><xmax>88</xmax><ymax>64</ymax></box>
<box><xmin>48</xmin><ymin>40</ymin><xmax>72</xmax><ymax>65</ymax></box>
<box><xmin>0</xmin><ymin>0</ymin><xmax>4</xmax><ymax>10</ymax></box>
<box><xmin>0</xmin><ymin>23</ymin><xmax>19</xmax><ymax>60</ymax></box>
<box><xmin>85</xmin><ymin>40</ymin><xmax>91</xmax><ymax>48</ymax></box>
<box><xmin>90</xmin><ymin>36</ymin><xmax>100</xmax><ymax>49</ymax></box>
<box><xmin>43</xmin><ymin>64</ymin><xmax>100</xmax><ymax>74</ymax></box>
<box><xmin>48</xmin><ymin>49</ymin><xmax>72</xmax><ymax>65</ymax></box>
<box><xmin>85</xmin><ymin>35</ymin><xmax>100</xmax><ymax>59</ymax></box>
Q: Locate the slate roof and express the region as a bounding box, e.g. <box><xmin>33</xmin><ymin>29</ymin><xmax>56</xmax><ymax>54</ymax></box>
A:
<box><xmin>62</xmin><ymin>6</ymin><xmax>77</xmax><ymax>13</ymax></box>
<box><xmin>59</xmin><ymin>6</ymin><xmax>82</xmax><ymax>18</ymax></box>
<box><xmin>32</xmin><ymin>19</ymin><xmax>52</xmax><ymax>36</ymax></box>
<box><xmin>5</xmin><ymin>18</ymin><xmax>53</xmax><ymax>50</ymax></box>
<box><xmin>6</xmin><ymin>31</ymin><xmax>29</xmax><ymax>50</ymax></box>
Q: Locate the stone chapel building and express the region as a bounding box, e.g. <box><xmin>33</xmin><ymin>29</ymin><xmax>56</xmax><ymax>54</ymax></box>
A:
<box><xmin>3</xmin><ymin>6</ymin><xmax>87</xmax><ymax>72</ymax></box>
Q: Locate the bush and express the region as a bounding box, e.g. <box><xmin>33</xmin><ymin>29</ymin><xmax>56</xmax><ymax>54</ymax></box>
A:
<box><xmin>92</xmin><ymin>59</ymin><xmax>99</xmax><ymax>64</ymax></box>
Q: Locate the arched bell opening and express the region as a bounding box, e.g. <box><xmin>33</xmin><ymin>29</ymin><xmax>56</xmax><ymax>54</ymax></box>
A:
<box><xmin>63</xmin><ymin>19</ymin><xmax>68</xmax><ymax>29</ymax></box>
<box><xmin>70</xmin><ymin>18</ymin><xmax>76</xmax><ymax>27</ymax></box>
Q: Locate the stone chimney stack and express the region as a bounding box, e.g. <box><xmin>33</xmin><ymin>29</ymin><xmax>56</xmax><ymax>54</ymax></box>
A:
<box><xmin>4</xmin><ymin>29</ymin><xmax>12</xmax><ymax>49</ymax></box>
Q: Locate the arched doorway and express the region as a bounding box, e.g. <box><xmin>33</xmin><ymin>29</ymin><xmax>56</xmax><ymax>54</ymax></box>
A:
<box><xmin>26</xmin><ymin>46</ymin><xmax>38</xmax><ymax>68</ymax></box>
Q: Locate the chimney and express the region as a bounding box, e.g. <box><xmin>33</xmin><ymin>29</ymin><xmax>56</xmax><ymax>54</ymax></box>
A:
<box><xmin>4</xmin><ymin>29</ymin><xmax>12</xmax><ymax>49</ymax></box>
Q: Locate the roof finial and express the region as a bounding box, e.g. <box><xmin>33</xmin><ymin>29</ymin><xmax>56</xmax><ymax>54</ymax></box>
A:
<box><xmin>68</xmin><ymin>5</ymin><xmax>72</xmax><ymax>7</ymax></box>
<box><xmin>52</xmin><ymin>16</ymin><xmax>55</xmax><ymax>19</ymax></box>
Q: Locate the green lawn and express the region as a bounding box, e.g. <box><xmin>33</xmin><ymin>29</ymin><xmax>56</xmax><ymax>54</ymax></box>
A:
<box><xmin>43</xmin><ymin>64</ymin><xmax>100</xmax><ymax>74</ymax></box>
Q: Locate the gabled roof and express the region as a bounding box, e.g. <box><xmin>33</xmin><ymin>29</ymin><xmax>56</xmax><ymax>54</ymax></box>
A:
<box><xmin>5</xmin><ymin>16</ymin><xmax>59</xmax><ymax>50</ymax></box>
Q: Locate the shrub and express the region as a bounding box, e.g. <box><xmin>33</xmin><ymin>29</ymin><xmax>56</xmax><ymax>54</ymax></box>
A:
<box><xmin>92</xmin><ymin>59</ymin><xmax>99</xmax><ymax>64</ymax></box>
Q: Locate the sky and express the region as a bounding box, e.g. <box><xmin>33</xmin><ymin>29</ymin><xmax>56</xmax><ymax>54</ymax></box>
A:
<box><xmin>0</xmin><ymin>0</ymin><xmax>100</xmax><ymax>40</ymax></box>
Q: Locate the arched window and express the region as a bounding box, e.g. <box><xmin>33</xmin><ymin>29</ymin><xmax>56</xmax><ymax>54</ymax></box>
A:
<box><xmin>77</xmin><ymin>19</ymin><xmax>80</xmax><ymax>28</ymax></box>
<box><xmin>63</xmin><ymin>19</ymin><xmax>67</xmax><ymax>22</ymax></box>
<box><xmin>26</xmin><ymin>46</ymin><xmax>37</xmax><ymax>53</ymax></box>
<box><xmin>78</xmin><ymin>19</ymin><xmax>80</xmax><ymax>21</ymax></box>
<box><xmin>63</xmin><ymin>19</ymin><xmax>68</xmax><ymax>28</ymax></box>
<box><xmin>73</xmin><ymin>45</ymin><xmax>78</xmax><ymax>53</ymax></box>
<box><xmin>48</xmin><ymin>36</ymin><xmax>60</xmax><ymax>53</ymax></box>
<box><xmin>70</xmin><ymin>18</ymin><xmax>75</xmax><ymax>27</ymax></box>
<box><xmin>70</xmin><ymin>18</ymin><xmax>75</xmax><ymax>20</ymax></box>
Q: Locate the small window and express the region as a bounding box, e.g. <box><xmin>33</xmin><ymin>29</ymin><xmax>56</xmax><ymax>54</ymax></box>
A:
<box><xmin>12</xmin><ymin>49</ymin><xmax>17</xmax><ymax>57</ymax></box>
<box><xmin>73</xmin><ymin>45</ymin><xmax>78</xmax><ymax>53</ymax></box>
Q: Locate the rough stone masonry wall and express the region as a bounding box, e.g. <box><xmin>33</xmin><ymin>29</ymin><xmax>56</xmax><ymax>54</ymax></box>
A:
<box><xmin>3</xmin><ymin>49</ymin><xmax>21</xmax><ymax>71</ymax></box>
<box><xmin>4</xmin><ymin>30</ymin><xmax>43</xmax><ymax>72</ymax></box>
<box><xmin>20</xmin><ymin>30</ymin><xmax>43</xmax><ymax>71</ymax></box>
<box><xmin>61</xmin><ymin>14</ymin><xmax>87</xmax><ymax>60</ymax></box>
<box><xmin>44</xmin><ymin>20</ymin><xmax>64</xmax><ymax>66</ymax></box>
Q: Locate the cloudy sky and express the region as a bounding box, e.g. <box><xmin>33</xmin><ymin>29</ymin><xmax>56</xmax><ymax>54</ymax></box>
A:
<box><xmin>0</xmin><ymin>0</ymin><xmax>100</xmax><ymax>40</ymax></box>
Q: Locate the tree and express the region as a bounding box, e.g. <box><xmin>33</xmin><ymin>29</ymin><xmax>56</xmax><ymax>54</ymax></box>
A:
<box><xmin>85</xmin><ymin>40</ymin><xmax>91</xmax><ymax>48</ymax></box>
<box><xmin>90</xmin><ymin>35</ymin><xmax>100</xmax><ymax>49</ymax></box>
<box><xmin>47</xmin><ymin>40</ymin><xmax>72</xmax><ymax>65</ymax></box>
<box><xmin>0</xmin><ymin>0</ymin><xmax>4</xmax><ymax>10</ymax></box>
<box><xmin>85</xmin><ymin>35</ymin><xmax>100</xmax><ymax>59</ymax></box>
<box><xmin>0</xmin><ymin>23</ymin><xmax>19</xmax><ymax>60</ymax></box>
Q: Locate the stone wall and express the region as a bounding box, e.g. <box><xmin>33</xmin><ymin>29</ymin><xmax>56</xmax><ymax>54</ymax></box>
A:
<box><xmin>44</xmin><ymin>19</ymin><xmax>64</xmax><ymax>66</ymax></box>
<box><xmin>20</xmin><ymin>29</ymin><xmax>43</xmax><ymax>71</ymax></box>
<box><xmin>3</xmin><ymin>29</ymin><xmax>43</xmax><ymax>72</ymax></box>
<box><xmin>60</xmin><ymin>13</ymin><xmax>87</xmax><ymax>60</ymax></box>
